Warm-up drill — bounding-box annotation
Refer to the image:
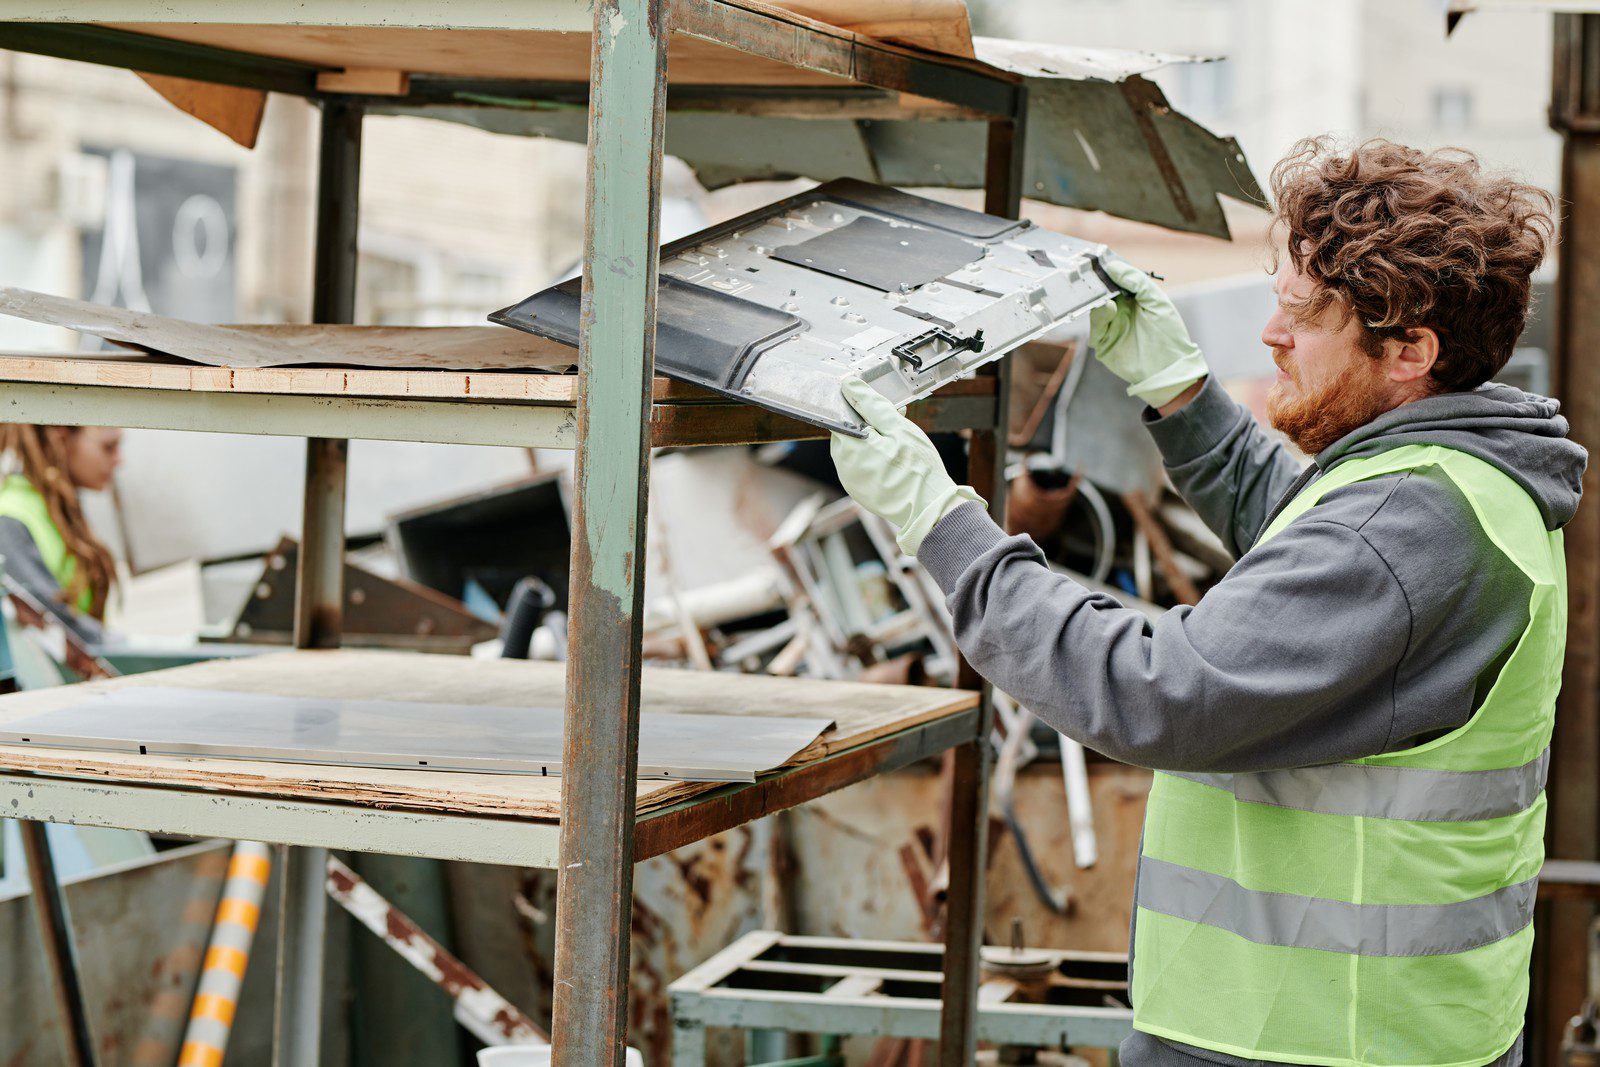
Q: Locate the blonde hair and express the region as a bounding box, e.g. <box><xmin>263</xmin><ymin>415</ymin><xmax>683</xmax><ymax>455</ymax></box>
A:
<box><xmin>0</xmin><ymin>425</ymin><xmax>117</xmax><ymax>619</ymax></box>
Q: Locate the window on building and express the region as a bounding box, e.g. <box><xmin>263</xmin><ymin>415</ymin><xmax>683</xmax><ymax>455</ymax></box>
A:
<box><xmin>1174</xmin><ymin>60</ymin><xmax>1234</xmax><ymax>126</ymax></box>
<box><xmin>1432</xmin><ymin>87</ymin><xmax>1475</xmax><ymax>131</ymax></box>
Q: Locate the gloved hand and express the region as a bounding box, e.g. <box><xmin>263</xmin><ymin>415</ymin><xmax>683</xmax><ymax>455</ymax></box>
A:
<box><xmin>830</xmin><ymin>377</ymin><xmax>985</xmax><ymax>556</ymax></box>
<box><xmin>1088</xmin><ymin>254</ymin><xmax>1209</xmax><ymax>408</ymax></box>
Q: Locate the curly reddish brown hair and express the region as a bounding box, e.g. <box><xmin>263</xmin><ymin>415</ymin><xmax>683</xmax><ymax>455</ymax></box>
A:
<box><xmin>1271</xmin><ymin>137</ymin><xmax>1555</xmax><ymax>392</ymax></box>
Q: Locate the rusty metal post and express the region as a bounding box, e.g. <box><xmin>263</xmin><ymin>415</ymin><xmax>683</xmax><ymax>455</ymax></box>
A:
<box><xmin>19</xmin><ymin>820</ymin><xmax>96</xmax><ymax>1067</ymax></box>
<box><xmin>274</xmin><ymin>96</ymin><xmax>361</xmax><ymax>1067</ymax></box>
<box><xmin>1542</xmin><ymin>18</ymin><xmax>1600</xmax><ymax>1065</ymax></box>
<box><xmin>937</xmin><ymin>100</ymin><xmax>1023</xmax><ymax>1063</ymax></box>
<box><xmin>550</xmin><ymin>0</ymin><xmax>668</xmax><ymax>1062</ymax></box>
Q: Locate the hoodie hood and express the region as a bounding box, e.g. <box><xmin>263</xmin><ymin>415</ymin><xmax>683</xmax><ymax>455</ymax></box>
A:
<box><xmin>1321</xmin><ymin>382</ymin><xmax>1587</xmax><ymax>531</ymax></box>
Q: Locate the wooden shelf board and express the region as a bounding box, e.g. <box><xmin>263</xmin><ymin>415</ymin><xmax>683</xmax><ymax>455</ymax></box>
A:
<box><xmin>0</xmin><ymin>649</ymin><xmax>978</xmax><ymax>825</ymax></box>
<box><xmin>0</xmin><ymin>351</ymin><xmax>996</xmax><ymax>403</ymax></box>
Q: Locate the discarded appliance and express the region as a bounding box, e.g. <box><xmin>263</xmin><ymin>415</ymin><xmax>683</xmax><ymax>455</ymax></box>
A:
<box><xmin>388</xmin><ymin>474</ymin><xmax>571</xmax><ymax>613</ymax></box>
<box><xmin>493</xmin><ymin>179</ymin><xmax>1121</xmax><ymax>435</ymax></box>
<box><xmin>228</xmin><ymin>537</ymin><xmax>497</xmax><ymax>653</ymax></box>
<box><xmin>767</xmin><ymin>494</ymin><xmax>959</xmax><ymax>683</ymax></box>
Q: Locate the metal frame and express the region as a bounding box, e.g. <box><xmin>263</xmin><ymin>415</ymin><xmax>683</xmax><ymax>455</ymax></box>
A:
<box><xmin>668</xmin><ymin>931</ymin><xmax>1134</xmax><ymax>1062</ymax></box>
<box><xmin>0</xmin><ymin>5</ymin><xmax>1023</xmax><ymax>1061</ymax></box>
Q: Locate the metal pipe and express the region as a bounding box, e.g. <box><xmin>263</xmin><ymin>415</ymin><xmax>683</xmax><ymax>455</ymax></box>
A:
<box><xmin>1060</xmin><ymin>736</ymin><xmax>1098</xmax><ymax>870</ymax></box>
<box><xmin>550</xmin><ymin>0</ymin><xmax>668</xmax><ymax>1061</ymax></box>
<box><xmin>325</xmin><ymin>855</ymin><xmax>545</xmax><ymax>1046</ymax></box>
<box><xmin>19</xmin><ymin>819</ymin><xmax>97</xmax><ymax>1067</ymax></box>
<box><xmin>939</xmin><ymin>103</ymin><xmax>1027</xmax><ymax>1063</ymax></box>
<box><xmin>275</xmin><ymin>95</ymin><xmax>362</xmax><ymax>1067</ymax></box>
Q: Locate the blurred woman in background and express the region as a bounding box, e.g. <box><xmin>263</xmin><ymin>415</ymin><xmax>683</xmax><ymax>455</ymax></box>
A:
<box><xmin>0</xmin><ymin>424</ymin><xmax>121</xmax><ymax>650</ymax></box>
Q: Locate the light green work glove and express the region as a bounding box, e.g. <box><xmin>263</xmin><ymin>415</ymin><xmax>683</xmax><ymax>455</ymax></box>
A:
<box><xmin>1088</xmin><ymin>254</ymin><xmax>1209</xmax><ymax>408</ymax></box>
<box><xmin>830</xmin><ymin>377</ymin><xmax>985</xmax><ymax>556</ymax></box>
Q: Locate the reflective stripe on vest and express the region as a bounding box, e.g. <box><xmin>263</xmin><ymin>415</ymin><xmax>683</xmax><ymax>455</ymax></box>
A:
<box><xmin>1132</xmin><ymin>444</ymin><xmax>1563</xmax><ymax>1067</ymax></box>
<box><xmin>1163</xmin><ymin>746</ymin><xmax>1549</xmax><ymax>823</ymax></box>
<box><xmin>1138</xmin><ymin>857</ymin><xmax>1538</xmax><ymax>958</ymax></box>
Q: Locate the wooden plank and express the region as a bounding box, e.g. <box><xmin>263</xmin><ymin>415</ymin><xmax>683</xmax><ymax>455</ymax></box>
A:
<box><xmin>134</xmin><ymin>72</ymin><xmax>267</xmax><ymax>147</ymax></box>
<box><xmin>0</xmin><ymin>352</ymin><xmax>994</xmax><ymax>403</ymax></box>
<box><xmin>108</xmin><ymin>21</ymin><xmax>850</xmax><ymax>87</ymax></box>
<box><xmin>0</xmin><ymin>651</ymin><xmax>977</xmax><ymax>821</ymax></box>
<box><xmin>316</xmin><ymin>67</ymin><xmax>410</xmax><ymax>94</ymax></box>
<box><xmin>765</xmin><ymin>0</ymin><xmax>973</xmax><ymax>58</ymax></box>
<box><xmin>674</xmin><ymin>0</ymin><xmax>1016</xmax><ymax>114</ymax></box>
<box><xmin>0</xmin><ymin>1</ymin><xmax>596</xmax><ymax>32</ymax></box>
<box><xmin>634</xmin><ymin>706</ymin><xmax>979</xmax><ymax>860</ymax></box>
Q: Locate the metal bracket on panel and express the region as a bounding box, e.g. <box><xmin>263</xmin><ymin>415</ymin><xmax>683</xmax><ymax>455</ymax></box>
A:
<box><xmin>892</xmin><ymin>327</ymin><xmax>986</xmax><ymax>372</ymax></box>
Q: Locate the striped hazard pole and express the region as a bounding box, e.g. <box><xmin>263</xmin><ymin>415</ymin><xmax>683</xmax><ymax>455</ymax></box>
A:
<box><xmin>179</xmin><ymin>842</ymin><xmax>272</xmax><ymax>1067</ymax></box>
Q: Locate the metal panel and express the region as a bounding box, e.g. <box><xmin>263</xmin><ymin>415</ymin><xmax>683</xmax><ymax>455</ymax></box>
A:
<box><xmin>0</xmin><ymin>840</ymin><xmax>234</xmax><ymax>1067</ymax></box>
<box><xmin>496</xmin><ymin>179</ymin><xmax>1116</xmax><ymax>435</ymax></box>
<box><xmin>551</xmin><ymin>0</ymin><xmax>668</xmax><ymax>1059</ymax></box>
<box><xmin>0</xmin><ymin>687</ymin><xmax>831</xmax><ymax>782</ymax></box>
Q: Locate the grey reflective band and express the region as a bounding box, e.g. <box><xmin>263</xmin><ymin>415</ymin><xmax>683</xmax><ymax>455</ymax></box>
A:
<box><xmin>1164</xmin><ymin>748</ymin><xmax>1549</xmax><ymax>823</ymax></box>
<box><xmin>1138</xmin><ymin>857</ymin><xmax>1537</xmax><ymax>957</ymax></box>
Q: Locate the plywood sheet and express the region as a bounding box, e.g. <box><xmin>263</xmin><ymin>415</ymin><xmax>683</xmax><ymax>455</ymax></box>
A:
<box><xmin>135</xmin><ymin>72</ymin><xmax>267</xmax><ymax>148</ymax></box>
<box><xmin>0</xmin><ymin>289</ymin><xmax>577</xmax><ymax>371</ymax></box>
<box><xmin>0</xmin><ymin>351</ymin><xmax>752</xmax><ymax>403</ymax></box>
<box><xmin>766</xmin><ymin>0</ymin><xmax>973</xmax><ymax>58</ymax></box>
<box><xmin>109</xmin><ymin>21</ymin><xmax>851</xmax><ymax>87</ymax></box>
<box><xmin>0</xmin><ymin>650</ymin><xmax>977</xmax><ymax>820</ymax></box>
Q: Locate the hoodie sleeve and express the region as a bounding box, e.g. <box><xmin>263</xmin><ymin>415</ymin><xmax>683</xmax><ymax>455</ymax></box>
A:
<box><xmin>0</xmin><ymin>517</ymin><xmax>104</xmax><ymax>647</ymax></box>
<box><xmin>1143</xmin><ymin>376</ymin><xmax>1307</xmax><ymax>557</ymax></box>
<box><xmin>917</xmin><ymin>499</ymin><xmax>1416</xmax><ymax>772</ymax></box>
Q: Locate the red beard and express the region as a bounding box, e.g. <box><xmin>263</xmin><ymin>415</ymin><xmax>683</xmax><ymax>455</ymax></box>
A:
<box><xmin>1267</xmin><ymin>354</ymin><xmax>1395</xmax><ymax>456</ymax></box>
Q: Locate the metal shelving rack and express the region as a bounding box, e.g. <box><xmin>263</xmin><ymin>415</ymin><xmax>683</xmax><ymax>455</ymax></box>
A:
<box><xmin>0</xmin><ymin>3</ymin><xmax>1024</xmax><ymax>1062</ymax></box>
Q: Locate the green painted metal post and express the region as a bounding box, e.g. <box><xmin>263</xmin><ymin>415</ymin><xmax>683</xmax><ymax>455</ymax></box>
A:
<box><xmin>938</xmin><ymin>103</ymin><xmax>1025</xmax><ymax>1064</ymax></box>
<box><xmin>551</xmin><ymin>0</ymin><xmax>669</xmax><ymax>1062</ymax></box>
<box><xmin>276</xmin><ymin>96</ymin><xmax>362</xmax><ymax>1067</ymax></box>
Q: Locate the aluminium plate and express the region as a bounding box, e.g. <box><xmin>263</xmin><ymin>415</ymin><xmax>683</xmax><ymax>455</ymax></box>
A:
<box><xmin>492</xmin><ymin>179</ymin><xmax>1120</xmax><ymax>436</ymax></box>
<box><xmin>0</xmin><ymin>687</ymin><xmax>833</xmax><ymax>783</ymax></box>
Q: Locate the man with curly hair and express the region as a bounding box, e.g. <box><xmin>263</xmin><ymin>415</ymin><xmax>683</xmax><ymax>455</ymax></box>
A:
<box><xmin>831</xmin><ymin>138</ymin><xmax>1584</xmax><ymax>1067</ymax></box>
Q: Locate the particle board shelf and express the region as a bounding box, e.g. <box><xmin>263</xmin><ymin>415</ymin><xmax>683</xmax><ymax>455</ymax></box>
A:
<box><xmin>0</xmin><ymin>351</ymin><xmax>997</xmax><ymax>447</ymax></box>
<box><xmin>0</xmin><ymin>0</ymin><xmax>1014</xmax><ymax>117</ymax></box>
<box><xmin>0</xmin><ymin>650</ymin><xmax>979</xmax><ymax>867</ymax></box>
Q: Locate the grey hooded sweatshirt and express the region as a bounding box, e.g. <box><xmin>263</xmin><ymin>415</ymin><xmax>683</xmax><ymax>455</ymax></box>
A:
<box><xmin>916</xmin><ymin>375</ymin><xmax>1586</xmax><ymax>1067</ymax></box>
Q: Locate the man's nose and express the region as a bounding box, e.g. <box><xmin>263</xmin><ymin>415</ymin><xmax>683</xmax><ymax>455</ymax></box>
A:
<box><xmin>1261</xmin><ymin>311</ymin><xmax>1292</xmax><ymax>350</ymax></box>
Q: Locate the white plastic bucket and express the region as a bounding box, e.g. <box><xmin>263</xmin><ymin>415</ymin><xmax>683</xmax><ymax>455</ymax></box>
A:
<box><xmin>477</xmin><ymin>1046</ymin><xmax>643</xmax><ymax>1067</ymax></box>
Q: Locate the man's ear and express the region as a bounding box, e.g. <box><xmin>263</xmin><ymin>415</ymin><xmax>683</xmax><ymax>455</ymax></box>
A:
<box><xmin>1385</xmin><ymin>327</ymin><xmax>1440</xmax><ymax>386</ymax></box>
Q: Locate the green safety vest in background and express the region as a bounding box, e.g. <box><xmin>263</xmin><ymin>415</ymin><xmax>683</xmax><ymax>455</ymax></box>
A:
<box><xmin>0</xmin><ymin>474</ymin><xmax>93</xmax><ymax>615</ymax></box>
<box><xmin>1132</xmin><ymin>444</ymin><xmax>1563</xmax><ymax>1067</ymax></box>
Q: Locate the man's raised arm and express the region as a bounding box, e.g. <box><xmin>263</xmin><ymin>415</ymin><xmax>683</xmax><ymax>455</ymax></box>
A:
<box><xmin>1090</xmin><ymin>256</ymin><xmax>1303</xmax><ymax>556</ymax></box>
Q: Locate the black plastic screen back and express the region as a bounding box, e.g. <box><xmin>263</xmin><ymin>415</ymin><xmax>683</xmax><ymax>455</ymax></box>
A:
<box><xmin>772</xmin><ymin>216</ymin><xmax>982</xmax><ymax>293</ymax></box>
<box><xmin>490</xmin><ymin>275</ymin><xmax>804</xmax><ymax>391</ymax></box>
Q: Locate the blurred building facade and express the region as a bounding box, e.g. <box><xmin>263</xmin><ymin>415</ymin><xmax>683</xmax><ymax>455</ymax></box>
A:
<box><xmin>0</xmin><ymin>6</ymin><xmax>1566</xmax><ymax>569</ymax></box>
<box><xmin>981</xmin><ymin>0</ymin><xmax>1559</xmax><ymax>196</ymax></box>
